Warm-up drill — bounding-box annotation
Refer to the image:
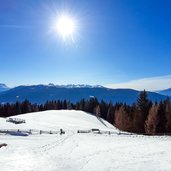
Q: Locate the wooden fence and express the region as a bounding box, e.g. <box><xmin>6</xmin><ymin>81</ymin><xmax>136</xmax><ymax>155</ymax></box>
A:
<box><xmin>77</xmin><ymin>129</ymin><xmax>119</xmax><ymax>135</ymax></box>
<box><xmin>0</xmin><ymin>128</ymin><xmax>65</xmax><ymax>135</ymax></box>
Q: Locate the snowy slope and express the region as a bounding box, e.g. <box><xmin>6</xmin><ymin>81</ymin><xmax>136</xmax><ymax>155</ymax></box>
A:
<box><xmin>0</xmin><ymin>110</ymin><xmax>114</xmax><ymax>131</ymax></box>
<box><xmin>0</xmin><ymin>110</ymin><xmax>171</xmax><ymax>171</ymax></box>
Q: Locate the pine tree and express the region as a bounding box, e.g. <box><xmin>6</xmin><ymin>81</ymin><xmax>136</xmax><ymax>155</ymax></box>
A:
<box><xmin>79</xmin><ymin>99</ymin><xmax>85</xmax><ymax>111</ymax></box>
<box><xmin>137</xmin><ymin>90</ymin><xmax>150</xmax><ymax>115</ymax></box>
<box><xmin>99</xmin><ymin>100</ymin><xmax>108</xmax><ymax>119</ymax></box>
<box><xmin>21</xmin><ymin>99</ymin><xmax>32</xmax><ymax>113</ymax></box>
<box><xmin>85</xmin><ymin>97</ymin><xmax>99</xmax><ymax>114</ymax></box>
<box><xmin>165</xmin><ymin>98</ymin><xmax>171</xmax><ymax>133</ymax></box>
<box><xmin>156</xmin><ymin>101</ymin><xmax>166</xmax><ymax>133</ymax></box>
<box><xmin>107</xmin><ymin>103</ymin><xmax>115</xmax><ymax>124</ymax></box>
<box><xmin>136</xmin><ymin>90</ymin><xmax>151</xmax><ymax>133</ymax></box>
<box><xmin>15</xmin><ymin>101</ymin><xmax>21</xmax><ymax>114</ymax></box>
<box><xmin>63</xmin><ymin>100</ymin><xmax>67</xmax><ymax>109</ymax></box>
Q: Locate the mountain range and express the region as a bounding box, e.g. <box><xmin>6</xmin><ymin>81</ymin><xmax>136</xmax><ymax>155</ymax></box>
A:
<box><xmin>157</xmin><ymin>88</ymin><xmax>171</xmax><ymax>96</ymax></box>
<box><xmin>0</xmin><ymin>84</ymin><xmax>170</xmax><ymax>104</ymax></box>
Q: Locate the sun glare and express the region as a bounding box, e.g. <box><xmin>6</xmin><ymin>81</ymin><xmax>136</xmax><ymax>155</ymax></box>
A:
<box><xmin>55</xmin><ymin>14</ymin><xmax>76</xmax><ymax>40</ymax></box>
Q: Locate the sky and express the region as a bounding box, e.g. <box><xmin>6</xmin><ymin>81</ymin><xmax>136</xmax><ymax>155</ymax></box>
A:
<box><xmin>0</xmin><ymin>0</ymin><xmax>171</xmax><ymax>91</ymax></box>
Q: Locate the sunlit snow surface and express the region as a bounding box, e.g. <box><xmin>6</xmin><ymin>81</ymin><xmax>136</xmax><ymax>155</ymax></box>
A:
<box><xmin>0</xmin><ymin>110</ymin><xmax>171</xmax><ymax>171</ymax></box>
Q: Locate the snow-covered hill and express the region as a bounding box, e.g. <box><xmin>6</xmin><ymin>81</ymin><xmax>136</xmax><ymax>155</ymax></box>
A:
<box><xmin>0</xmin><ymin>110</ymin><xmax>114</xmax><ymax>131</ymax></box>
<box><xmin>0</xmin><ymin>110</ymin><xmax>171</xmax><ymax>171</ymax></box>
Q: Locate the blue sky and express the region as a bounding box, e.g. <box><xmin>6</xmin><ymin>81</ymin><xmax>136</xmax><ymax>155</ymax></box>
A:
<box><xmin>0</xmin><ymin>0</ymin><xmax>171</xmax><ymax>90</ymax></box>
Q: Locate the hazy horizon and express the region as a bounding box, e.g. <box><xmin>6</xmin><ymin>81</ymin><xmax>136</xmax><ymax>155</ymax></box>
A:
<box><xmin>2</xmin><ymin>75</ymin><xmax>171</xmax><ymax>92</ymax></box>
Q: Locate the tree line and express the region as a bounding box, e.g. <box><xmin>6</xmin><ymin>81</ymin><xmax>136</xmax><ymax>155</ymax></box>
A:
<box><xmin>0</xmin><ymin>90</ymin><xmax>171</xmax><ymax>135</ymax></box>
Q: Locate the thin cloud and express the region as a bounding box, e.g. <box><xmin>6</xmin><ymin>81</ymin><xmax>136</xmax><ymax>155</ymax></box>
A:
<box><xmin>105</xmin><ymin>75</ymin><xmax>171</xmax><ymax>91</ymax></box>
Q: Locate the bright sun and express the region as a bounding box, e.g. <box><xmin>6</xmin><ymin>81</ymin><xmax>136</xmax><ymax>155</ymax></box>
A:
<box><xmin>55</xmin><ymin>14</ymin><xmax>76</xmax><ymax>40</ymax></box>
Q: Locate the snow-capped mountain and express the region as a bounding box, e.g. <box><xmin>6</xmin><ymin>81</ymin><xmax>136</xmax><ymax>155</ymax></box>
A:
<box><xmin>22</xmin><ymin>83</ymin><xmax>104</xmax><ymax>89</ymax></box>
<box><xmin>0</xmin><ymin>84</ymin><xmax>168</xmax><ymax>104</ymax></box>
<box><xmin>0</xmin><ymin>83</ymin><xmax>10</xmax><ymax>92</ymax></box>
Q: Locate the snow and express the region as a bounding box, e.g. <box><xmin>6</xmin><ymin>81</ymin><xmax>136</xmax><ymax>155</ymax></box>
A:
<box><xmin>0</xmin><ymin>110</ymin><xmax>171</xmax><ymax>171</ymax></box>
<box><xmin>14</xmin><ymin>84</ymin><xmax>104</xmax><ymax>89</ymax></box>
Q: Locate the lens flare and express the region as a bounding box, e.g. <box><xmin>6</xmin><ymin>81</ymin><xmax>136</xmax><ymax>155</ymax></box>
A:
<box><xmin>55</xmin><ymin>14</ymin><xmax>76</xmax><ymax>40</ymax></box>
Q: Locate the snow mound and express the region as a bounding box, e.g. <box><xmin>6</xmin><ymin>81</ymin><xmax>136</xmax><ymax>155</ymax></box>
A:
<box><xmin>0</xmin><ymin>110</ymin><xmax>115</xmax><ymax>131</ymax></box>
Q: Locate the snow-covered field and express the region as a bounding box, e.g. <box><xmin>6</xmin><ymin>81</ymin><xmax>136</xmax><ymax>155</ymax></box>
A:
<box><xmin>0</xmin><ymin>110</ymin><xmax>171</xmax><ymax>171</ymax></box>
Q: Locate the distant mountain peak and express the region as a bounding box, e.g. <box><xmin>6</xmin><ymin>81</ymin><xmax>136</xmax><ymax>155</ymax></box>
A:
<box><xmin>48</xmin><ymin>83</ymin><xmax>55</xmax><ymax>86</ymax></box>
<box><xmin>0</xmin><ymin>83</ymin><xmax>8</xmax><ymax>88</ymax></box>
<box><xmin>157</xmin><ymin>88</ymin><xmax>171</xmax><ymax>96</ymax></box>
<box><xmin>0</xmin><ymin>83</ymin><xmax>10</xmax><ymax>92</ymax></box>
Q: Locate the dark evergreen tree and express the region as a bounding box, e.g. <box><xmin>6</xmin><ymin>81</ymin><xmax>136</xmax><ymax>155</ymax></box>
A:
<box><xmin>156</xmin><ymin>101</ymin><xmax>166</xmax><ymax>133</ymax></box>
<box><xmin>107</xmin><ymin>103</ymin><xmax>115</xmax><ymax>124</ymax></box>
<box><xmin>15</xmin><ymin>101</ymin><xmax>21</xmax><ymax>114</ymax></box>
<box><xmin>79</xmin><ymin>99</ymin><xmax>85</xmax><ymax>111</ymax></box>
<box><xmin>165</xmin><ymin>98</ymin><xmax>171</xmax><ymax>133</ymax></box>
<box><xmin>137</xmin><ymin>90</ymin><xmax>150</xmax><ymax>115</ymax></box>
<box><xmin>85</xmin><ymin>97</ymin><xmax>99</xmax><ymax>114</ymax></box>
<box><xmin>63</xmin><ymin>100</ymin><xmax>67</xmax><ymax>109</ymax></box>
<box><xmin>99</xmin><ymin>100</ymin><xmax>108</xmax><ymax>120</ymax></box>
<box><xmin>136</xmin><ymin>90</ymin><xmax>151</xmax><ymax>132</ymax></box>
<box><xmin>21</xmin><ymin>99</ymin><xmax>32</xmax><ymax>113</ymax></box>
